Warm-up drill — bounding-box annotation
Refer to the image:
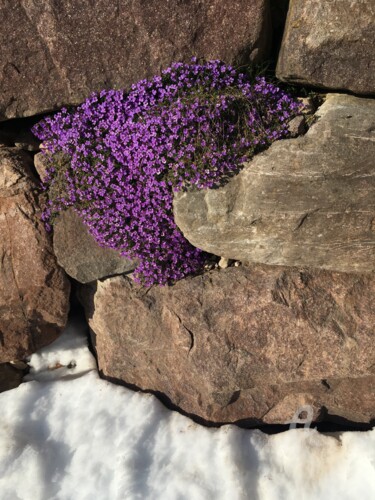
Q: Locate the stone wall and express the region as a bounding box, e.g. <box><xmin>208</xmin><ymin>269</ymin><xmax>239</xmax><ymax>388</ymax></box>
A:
<box><xmin>0</xmin><ymin>0</ymin><xmax>271</xmax><ymax>120</ymax></box>
<box><xmin>0</xmin><ymin>0</ymin><xmax>374</xmax><ymax>427</ymax></box>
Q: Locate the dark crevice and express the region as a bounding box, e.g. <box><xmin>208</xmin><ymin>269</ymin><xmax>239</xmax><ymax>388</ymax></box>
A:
<box><xmin>69</xmin><ymin>279</ymin><xmax>98</xmax><ymax>364</ymax></box>
<box><xmin>321</xmin><ymin>379</ymin><xmax>331</xmax><ymax>390</ymax></box>
<box><xmin>269</xmin><ymin>0</ymin><xmax>290</xmax><ymax>69</ymax></box>
<box><xmin>227</xmin><ymin>390</ymin><xmax>241</xmax><ymax>406</ymax></box>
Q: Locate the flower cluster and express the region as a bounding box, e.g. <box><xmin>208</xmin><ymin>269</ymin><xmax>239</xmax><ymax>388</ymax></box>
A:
<box><xmin>33</xmin><ymin>59</ymin><xmax>301</xmax><ymax>286</ymax></box>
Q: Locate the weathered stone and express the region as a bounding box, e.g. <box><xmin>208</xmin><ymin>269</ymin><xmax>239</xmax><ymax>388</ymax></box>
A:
<box><xmin>33</xmin><ymin>152</ymin><xmax>49</xmax><ymax>182</ymax></box>
<box><xmin>218</xmin><ymin>257</ymin><xmax>232</xmax><ymax>269</ymax></box>
<box><xmin>0</xmin><ymin>0</ymin><xmax>270</xmax><ymax>120</ymax></box>
<box><xmin>35</xmin><ymin>153</ymin><xmax>143</xmax><ymax>283</ymax></box>
<box><xmin>174</xmin><ymin>94</ymin><xmax>375</xmax><ymax>273</ymax></box>
<box><xmin>53</xmin><ymin>208</ymin><xmax>137</xmax><ymax>284</ymax></box>
<box><xmin>276</xmin><ymin>0</ymin><xmax>375</xmax><ymax>94</ymax></box>
<box><xmin>0</xmin><ymin>362</ymin><xmax>25</xmax><ymax>393</ymax></box>
<box><xmin>14</xmin><ymin>140</ymin><xmax>39</xmax><ymax>153</ymax></box>
<box><xmin>79</xmin><ymin>265</ymin><xmax>375</xmax><ymax>425</ymax></box>
<box><xmin>298</xmin><ymin>97</ymin><xmax>316</xmax><ymax>115</ymax></box>
<box><xmin>0</xmin><ymin>148</ymin><xmax>70</xmax><ymax>362</ymax></box>
<box><xmin>287</xmin><ymin>115</ymin><xmax>306</xmax><ymax>138</ymax></box>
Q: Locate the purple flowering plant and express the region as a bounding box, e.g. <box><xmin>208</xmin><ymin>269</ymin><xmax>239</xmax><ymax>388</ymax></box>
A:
<box><xmin>32</xmin><ymin>59</ymin><xmax>301</xmax><ymax>286</ymax></box>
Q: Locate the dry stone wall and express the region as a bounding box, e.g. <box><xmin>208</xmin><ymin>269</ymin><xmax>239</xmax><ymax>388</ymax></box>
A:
<box><xmin>0</xmin><ymin>0</ymin><xmax>270</xmax><ymax>120</ymax></box>
<box><xmin>174</xmin><ymin>94</ymin><xmax>375</xmax><ymax>273</ymax></box>
<box><xmin>79</xmin><ymin>266</ymin><xmax>375</xmax><ymax>425</ymax></box>
<box><xmin>0</xmin><ymin>148</ymin><xmax>70</xmax><ymax>363</ymax></box>
<box><xmin>277</xmin><ymin>0</ymin><xmax>375</xmax><ymax>94</ymax></box>
<box><xmin>0</xmin><ymin>0</ymin><xmax>374</xmax><ymax>425</ymax></box>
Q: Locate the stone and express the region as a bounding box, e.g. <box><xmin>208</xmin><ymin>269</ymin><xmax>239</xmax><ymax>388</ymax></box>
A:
<box><xmin>287</xmin><ymin>115</ymin><xmax>306</xmax><ymax>138</ymax></box>
<box><xmin>14</xmin><ymin>140</ymin><xmax>39</xmax><ymax>153</ymax></box>
<box><xmin>218</xmin><ymin>257</ymin><xmax>231</xmax><ymax>269</ymax></box>
<box><xmin>79</xmin><ymin>265</ymin><xmax>375</xmax><ymax>425</ymax></box>
<box><xmin>0</xmin><ymin>0</ymin><xmax>271</xmax><ymax>120</ymax></box>
<box><xmin>0</xmin><ymin>362</ymin><xmax>25</xmax><ymax>393</ymax></box>
<box><xmin>276</xmin><ymin>0</ymin><xmax>375</xmax><ymax>94</ymax></box>
<box><xmin>53</xmin><ymin>208</ymin><xmax>137</xmax><ymax>284</ymax></box>
<box><xmin>0</xmin><ymin>148</ymin><xmax>70</xmax><ymax>362</ymax></box>
<box><xmin>174</xmin><ymin>94</ymin><xmax>375</xmax><ymax>273</ymax></box>
<box><xmin>298</xmin><ymin>97</ymin><xmax>316</xmax><ymax>115</ymax></box>
<box><xmin>33</xmin><ymin>152</ymin><xmax>50</xmax><ymax>182</ymax></box>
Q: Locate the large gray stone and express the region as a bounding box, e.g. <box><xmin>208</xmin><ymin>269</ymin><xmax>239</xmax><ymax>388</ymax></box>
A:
<box><xmin>0</xmin><ymin>148</ymin><xmax>70</xmax><ymax>362</ymax></box>
<box><xmin>79</xmin><ymin>265</ymin><xmax>375</xmax><ymax>425</ymax></box>
<box><xmin>0</xmin><ymin>0</ymin><xmax>270</xmax><ymax>120</ymax></box>
<box><xmin>53</xmin><ymin>208</ymin><xmax>137</xmax><ymax>284</ymax></box>
<box><xmin>276</xmin><ymin>0</ymin><xmax>375</xmax><ymax>94</ymax></box>
<box><xmin>174</xmin><ymin>94</ymin><xmax>375</xmax><ymax>273</ymax></box>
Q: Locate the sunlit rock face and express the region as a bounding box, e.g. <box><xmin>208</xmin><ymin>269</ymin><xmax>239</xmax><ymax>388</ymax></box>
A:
<box><xmin>277</xmin><ymin>0</ymin><xmax>375</xmax><ymax>94</ymax></box>
<box><xmin>0</xmin><ymin>148</ymin><xmax>70</xmax><ymax>363</ymax></box>
<box><xmin>174</xmin><ymin>95</ymin><xmax>375</xmax><ymax>274</ymax></box>
<box><xmin>0</xmin><ymin>0</ymin><xmax>270</xmax><ymax>120</ymax></box>
<box><xmin>79</xmin><ymin>266</ymin><xmax>375</xmax><ymax>425</ymax></box>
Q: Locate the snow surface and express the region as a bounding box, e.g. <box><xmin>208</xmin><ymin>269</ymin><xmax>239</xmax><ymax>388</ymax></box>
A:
<box><xmin>0</xmin><ymin>318</ymin><xmax>374</xmax><ymax>500</ymax></box>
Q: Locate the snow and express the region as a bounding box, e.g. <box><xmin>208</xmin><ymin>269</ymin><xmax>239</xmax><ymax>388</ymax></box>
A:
<box><xmin>0</xmin><ymin>318</ymin><xmax>374</xmax><ymax>500</ymax></box>
<box><xmin>24</xmin><ymin>315</ymin><xmax>97</xmax><ymax>382</ymax></box>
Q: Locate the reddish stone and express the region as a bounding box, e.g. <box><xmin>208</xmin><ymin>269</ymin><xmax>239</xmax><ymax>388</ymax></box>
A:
<box><xmin>0</xmin><ymin>0</ymin><xmax>270</xmax><ymax>120</ymax></box>
<box><xmin>0</xmin><ymin>148</ymin><xmax>70</xmax><ymax>362</ymax></box>
<box><xmin>79</xmin><ymin>265</ymin><xmax>375</xmax><ymax>425</ymax></box>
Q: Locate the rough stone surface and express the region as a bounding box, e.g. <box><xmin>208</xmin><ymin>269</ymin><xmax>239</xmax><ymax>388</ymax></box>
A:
<box><xmin>53</xmin><ymin>208</ymin><xmax>137</xmax><ymax>284</ymax></box>
<box><xmin>174</xmin><ymin>94</ymin><xmax>375</xmax><ymax>273</ymax></box>
<box><xmin>0</xmin><ymin>148</ymin><xmax>70</xmax><ymax>362</ymax></box>
<box><xmin>0</xmin><ymin>0</ymin><xmax>270</xmax><ymax>120</ymax></box>
<box><xmin>79</xmin><ymin>266</ymin><xmax>375</xmax><ymax>425</ymax></box>
<box><xmin>276</xmin><ymin>0</ymin><xmax>375</xmax><ymax>94</ymax></box>
<box><xmin>287</xmin><ymin>115</ymin><xmax>306</xmax><ymax>138</ymax></box>
<box><xmin>33</xmin><ymin>152</ymin><xmax>49</xmax><ymax>182</ymax></box>
<box><xmin>0</xmin><ymin>362</ymin><xmax>25</xmax><ymax>393</ymax></box>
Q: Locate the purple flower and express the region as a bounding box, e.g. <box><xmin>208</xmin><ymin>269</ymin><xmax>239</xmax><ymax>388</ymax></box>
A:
<box><xmin>32</xmin><ymin>60</ymin><xmax>301</xmax><ymax>286</ymax></box>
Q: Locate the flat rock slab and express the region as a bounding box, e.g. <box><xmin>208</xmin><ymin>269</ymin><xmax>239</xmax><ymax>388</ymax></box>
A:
<box><xmin>0</xmin><ymin>148</ymin><xmax>70</xmax><ymax>362</ymax></box>
<box><xmin>53</xmin><ymin>208</ymin><xmax>137</xmax><ymax>284</ymax></box>
<box><xmin>79</xmin><ymin>265</ymin><xmax>375</xmax><ymax>425</ymax></box>
<box><xmin>276</xmin><ymin>0</ymin><xmax>375</xmax><ymax>94</ymax></box>
<box><xmin>174</xmin><ymin>94</ymin><xmax>375</xmax><ymax>273</ymax></box>
<box><xmin>0</xmin><ymin>0</ymin><xmax>270</xmax><ymax>120</ymax></box>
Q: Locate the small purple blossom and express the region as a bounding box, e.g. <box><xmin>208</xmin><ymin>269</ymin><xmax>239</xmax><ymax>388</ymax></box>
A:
<box><xmin>32</xmin><ymin>60</ymin><xmax>301</xmax><ymax>286</ymax></box>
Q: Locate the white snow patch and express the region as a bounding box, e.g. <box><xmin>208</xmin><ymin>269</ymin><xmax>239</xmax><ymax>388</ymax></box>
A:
<box><xmin>0</xmin><ymin>318</ymin><xmax>374</xmax><ymax>500</ymax></box>
<box><xmin>25</xmin><ymin>316</ymin><xmax>97</xmax><ymax>382</ymax></box>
